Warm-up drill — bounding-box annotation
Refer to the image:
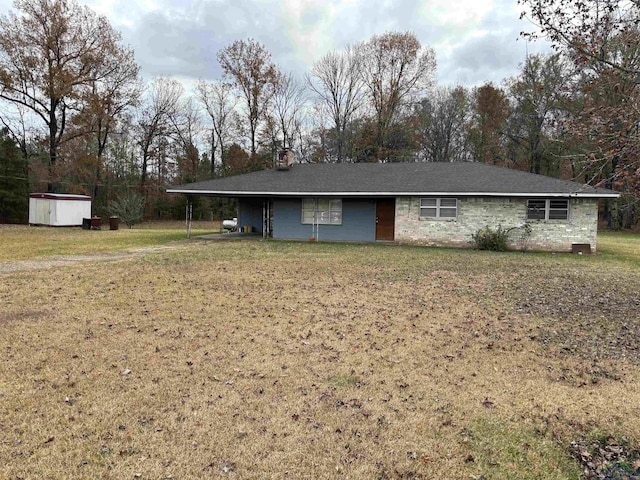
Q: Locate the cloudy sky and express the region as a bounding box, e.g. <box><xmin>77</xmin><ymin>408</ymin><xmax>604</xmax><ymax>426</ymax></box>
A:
<box><xmin>0</xmin><ymin>0</ymin><xmax>551</xmax><ymax>88</ymax></box>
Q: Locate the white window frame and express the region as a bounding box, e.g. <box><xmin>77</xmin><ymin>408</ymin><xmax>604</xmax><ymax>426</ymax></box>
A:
<box><xmin>419</xmin><ymin>198</ymin><xmax>458</xmax><ymax>219</ymax></box>
<box><xmin>526</xmin><ymin>199</ymin><xmax>569</xmax><ymax>221</ymax></box>
<box><xmin>301</xmin><ymin>198</ymin><xmax>343</xmax><ymax>225</ymax></box>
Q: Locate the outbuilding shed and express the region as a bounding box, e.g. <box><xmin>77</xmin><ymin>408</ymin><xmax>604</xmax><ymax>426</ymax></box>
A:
<box><xmin>28</xmin><ymin>193</ymin><xmax>92</xmax><ymax>227</ymax></box>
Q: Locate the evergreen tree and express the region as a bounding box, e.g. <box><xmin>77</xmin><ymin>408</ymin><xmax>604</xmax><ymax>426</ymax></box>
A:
<box><xmin>0</xmin><ymin>129</ymin><xmax>28</xmax><ymax>223</ymax></box>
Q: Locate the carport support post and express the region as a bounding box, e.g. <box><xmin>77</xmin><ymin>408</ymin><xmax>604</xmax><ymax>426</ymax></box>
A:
<box><xmin>185</xmin><ymin>196</ymin><xmax>193</xmax><ymax>238</ymax></box>
<box><xmin>219</xmin><ymin>198</ymin><xmax>224</xmax><ymax>234</ymax></box>
<box><xmin>262</xmin><ymin>200</ymin><xmax>267</xmax><ymax>239</ymax></box>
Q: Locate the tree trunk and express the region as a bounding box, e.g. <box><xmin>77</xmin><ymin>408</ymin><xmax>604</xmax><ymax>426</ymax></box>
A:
<box><xmin>48</xmin><ymin>101</ymin><xmax>58</xmax><ymax>193</ymax></box>
<box><xmin>93</xmin><ymin>124</ymin><xmax>108</xmax><ymax>214</ymax></box>
<box><xmin>336</xmin><ymin>123</ymin><xmax>344</xmax><ymax>163</ymax></box>
<box><xmin>220</xmin><ymin>142</ymin><xmax>226</xmax><ymax>175</ymax></box>
<box><xmin>93</xmin><ymin>163</ymin><xmax>101</xmax><ymax>215</ymax></box>
<box><xmin>250</xmin><ymin>123</ymin><xmax>257</xmax><ymax>157</ymax></box>
<box><xmin>140</xmin><ymin>149</ymin><xmax>149</xmax><ymax>190</ymax></box>
<box><xmin>210</xmin><ymin>128</ymin><xmax>216</xmax><ymax>175</ymax></box>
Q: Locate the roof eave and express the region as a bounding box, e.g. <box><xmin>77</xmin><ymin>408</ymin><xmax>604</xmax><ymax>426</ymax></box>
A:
<box><xmin>166</xmin><ymin>189</ymin><xmax>620</xmax><ymax>199</ymax></box>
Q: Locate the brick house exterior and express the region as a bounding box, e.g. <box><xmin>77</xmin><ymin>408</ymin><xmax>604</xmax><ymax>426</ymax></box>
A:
<box><xmin>395</xmin><ymin>197</ymin><xmax>599</xmax><ymax>251</ymax></box>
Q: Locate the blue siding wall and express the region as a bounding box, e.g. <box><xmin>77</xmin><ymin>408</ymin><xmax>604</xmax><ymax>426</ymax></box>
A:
<box><xmin>238</xmin><ymin>198</ymin><xmax>263</xmax><ymax>233</ymax></box>
<box><xmin>273</xmin><ymin>198</ymin><xmax>376</xmax><ymax>242</ymax></box>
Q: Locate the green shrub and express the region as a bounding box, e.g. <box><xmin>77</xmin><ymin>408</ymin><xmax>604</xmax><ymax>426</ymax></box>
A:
<box><xmin>108</xmin><ymin>192</ymin><xmax>144</xmax><ymax>228</ymax></box>
<box><xmin>471</xmin><ymin>225</ymin><xmax>514</xmax><ymax>251</ymax></box>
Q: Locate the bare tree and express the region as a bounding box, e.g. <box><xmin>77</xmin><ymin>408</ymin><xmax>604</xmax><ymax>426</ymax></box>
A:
<box><xmin>271</xmin><ymin>71</ymin><xmax>307</xmax><ymax>150</ymax></box>
<box><xmin>304</xmin><ymin>101</ymin><xmax>333</xmax><ymax>163</ymax></box>
<box><xmin>260</xmin><ymin>112</ymin><xmax>280</xmax><ymax>163</ymax></box>
<box><xmin>467</xmin><ymin>83</ymin><xmax>510</xmax><ymax>166</ymax></box>
<box><xmin>520</xmin><ymin>0</ymin><xmax>640</xmax><ymax>79</ymax></box>
<box><xmin>417</xmin><ymin>86</ymin><xmax>470</xmax><ymax>162</ymax></box>
<box><xmin>70</xmin><ymin>48</ymin><xmax>141</xmax><ymax>200</ymax></box>
<box><xmin>307</xmin><ymin>45</ymin><xmax>365</xmax><ymax>162</ymax></box>
<box><xmin>217</xmin><ymin>39</ymin><xmax>277</xmax><ymax>158</ymax></box>
<box><xmin>0</xmin><ymin>0</ymin><xmax>138</xmax><ymax>191</ymax></box>
<box><xmin>0</xmin><ymin>103</ymin><xmax>36</xmax><ymax>161</ymax></box>
<box><xmin>135</xmin><ymin>78</ymin><xmax>183</xmax><ymax>189</ymax></box>
<box><xmin>196</xmin><ymin>79</ymin><xmax>236</xmax><ymax>174</ymax></box>
<box><xmin>360</xmin><ymin>31</ymin><xmax>436</xmax><ymax>160</ymax></box>
<box><xmin>290</xmin><ymin>115</ymin><xmax>314</xmax><ymax>163</ymax></box>
<box><xmin>505</xmin><ymin>53</ymin><xmax>572</xmax><ymax>175</ymax></box>
<box><xmin>168</xmin><ymin>97</ymin><xmax>202</xmax><ymax>182</ymax></box>
<box><xmin>72</xmin><ymin>48</ymin><xmax>141</xmax><ymax>157</ymax></box>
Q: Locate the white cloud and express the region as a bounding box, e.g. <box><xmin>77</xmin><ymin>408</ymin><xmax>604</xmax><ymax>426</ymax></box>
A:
<box><xmin>423</xmin><ymin>0</ymin><xmax>493</xmax><ymax>26</ymax></box>
<box><xmin>0</xmin><ymin>0</ymin><xmax>552</xmax><ymax>88</ymax></box>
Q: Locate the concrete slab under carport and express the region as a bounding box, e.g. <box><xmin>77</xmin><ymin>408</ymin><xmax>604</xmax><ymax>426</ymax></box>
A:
<box><xmin>192</xmin><ymin>232</ymin><xmax>262</xmax><ymax>241</ymax></box>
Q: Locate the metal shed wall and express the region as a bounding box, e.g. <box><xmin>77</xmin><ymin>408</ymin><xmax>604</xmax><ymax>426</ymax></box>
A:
<box><xmin>28</xmin><ymin>194</ymin><xmax>91</xmax><ymax>226</ymax></box>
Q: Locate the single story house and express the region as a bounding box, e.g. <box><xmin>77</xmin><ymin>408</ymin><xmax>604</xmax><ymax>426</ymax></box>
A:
<box><xmin>167</xmin><ymin>162</ymin><xmax>619</xmax><ymax>252</ymax></box>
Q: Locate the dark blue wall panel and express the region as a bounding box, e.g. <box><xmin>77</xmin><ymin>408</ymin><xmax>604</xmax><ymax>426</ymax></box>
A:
<box><xmin>238</xmin><ymin>198</ymin><xmax>263</xmax><ymax>233</ymax></box>
<box><xmin>273</xmin><ymin>198</ymin><xmax>376</xmax><ymax>242</ymax></box>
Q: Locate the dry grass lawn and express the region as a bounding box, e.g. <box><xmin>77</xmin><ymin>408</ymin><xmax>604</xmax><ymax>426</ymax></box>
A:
<box><xmin>1</xmin><ymin>228</ymin><xmax>639</xmax><ymax>479</ymax></box>
<box><xmin>0</xmin><ymin>221</ymin><xmax>219</xmax><ymax>262</ymax></box>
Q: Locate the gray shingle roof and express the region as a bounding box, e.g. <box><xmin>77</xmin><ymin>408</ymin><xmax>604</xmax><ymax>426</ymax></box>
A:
<box><xmin>167</xmin><ymin>162</ymin><xmax>618</xmax><ymax>198</ymax></box>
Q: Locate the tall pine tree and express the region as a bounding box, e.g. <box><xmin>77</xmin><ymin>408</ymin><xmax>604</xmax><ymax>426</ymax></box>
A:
<box><xmin>0</xmin><ymin>129</ymin><xmax>28</xmax><ymax>223</ymax></box>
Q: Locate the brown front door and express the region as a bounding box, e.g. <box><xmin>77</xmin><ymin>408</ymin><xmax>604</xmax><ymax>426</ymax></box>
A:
<box><xmin>375</xmin><ymin>199</ymin><xmax>395</xmax><ymax>241</ymax></box>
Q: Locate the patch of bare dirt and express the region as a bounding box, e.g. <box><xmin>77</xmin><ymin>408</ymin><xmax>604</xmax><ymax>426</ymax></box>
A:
<box><xmin>0</xmin><ymin>244</ymin><xmax>190</xmax><ymax>273</ymax></box>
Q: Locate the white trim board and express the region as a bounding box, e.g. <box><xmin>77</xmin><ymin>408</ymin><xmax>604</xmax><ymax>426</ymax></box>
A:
<box><xmin>166</xmin><ymin>189</ymin><xmax>619</xmax><ymax>199</ymax></box>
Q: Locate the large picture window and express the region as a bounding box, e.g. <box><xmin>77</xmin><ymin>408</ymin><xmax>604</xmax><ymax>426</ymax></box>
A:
<box><xmin>527</xmin><ymin>199</ymin><xmax>569</xmax><ymax>220</ymax></box>
<box><xmin>302</xmin><ymin>198</ymin><xmax>342</xmax><ymax>225</ymax></box>
<box><xmin>419</xmin><ymin>198</ymin><xmax>458</xmax><ymax>219</ymax></box>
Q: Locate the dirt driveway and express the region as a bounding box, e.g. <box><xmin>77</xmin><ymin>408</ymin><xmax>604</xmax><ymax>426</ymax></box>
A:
<box><xmin>0</xmin><ymin>245</ymin><xmax>188</xmax><ymax>274</ymax></box>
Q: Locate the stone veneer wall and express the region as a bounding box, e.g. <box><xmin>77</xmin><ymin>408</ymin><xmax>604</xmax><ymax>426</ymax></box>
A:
<box><xmin>394</xmin><ymin>197</ymin><xmax>599</xmax><ymax>252</ymax></box>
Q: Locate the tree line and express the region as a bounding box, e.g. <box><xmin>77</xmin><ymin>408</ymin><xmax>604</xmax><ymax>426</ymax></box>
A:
<box><xmin>0</xmin><ymin>0</ymin><xmax>638</xmax><ymax>228</ymax></box>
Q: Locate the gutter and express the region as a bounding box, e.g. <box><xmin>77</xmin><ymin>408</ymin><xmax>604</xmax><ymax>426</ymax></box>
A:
<box><xmin>166</xmin><ymin>189</ymin><xmax>620</xmax><ymax>199</ymax></box>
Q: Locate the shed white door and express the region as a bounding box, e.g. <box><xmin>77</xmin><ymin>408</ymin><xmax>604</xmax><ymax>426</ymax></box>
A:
<box><xmin>35</xmin><ymin>199</ymin><xmax>50</xmax><ymax>224</ymax></box>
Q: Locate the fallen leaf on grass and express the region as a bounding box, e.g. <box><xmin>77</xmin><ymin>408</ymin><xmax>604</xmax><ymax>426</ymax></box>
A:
<box><xmin>482</xmin><ymin>398</ymin><xmax>495</xmax><ymax>408</ymax></box>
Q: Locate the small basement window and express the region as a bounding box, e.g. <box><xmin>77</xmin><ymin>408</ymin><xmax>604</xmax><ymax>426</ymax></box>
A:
<box><xmin>526</xmin><ymin>199</ymin><xmax>569</xmax><ymax>220</ymax></box>
<box><xmin>419</xmin><ymin>198</ymin><xmax>458</xmax><ymax>219</ymax></box>
<box><xmin>302</xmin><ymin>198</ymin><xmax>342</xmax><ymax>225</ymax></box>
